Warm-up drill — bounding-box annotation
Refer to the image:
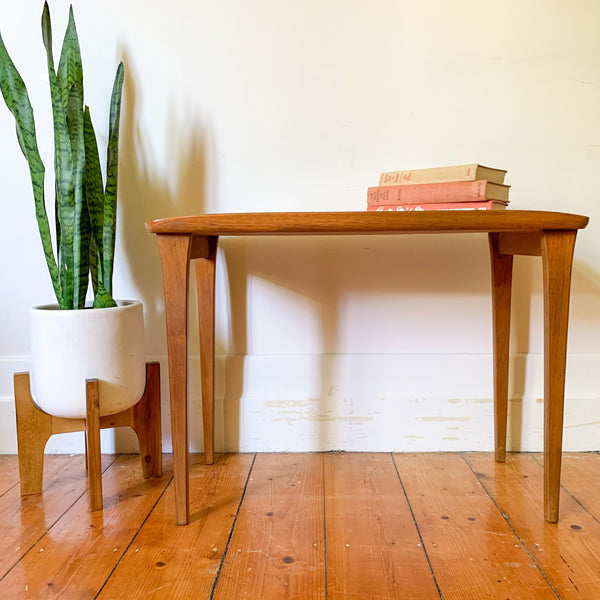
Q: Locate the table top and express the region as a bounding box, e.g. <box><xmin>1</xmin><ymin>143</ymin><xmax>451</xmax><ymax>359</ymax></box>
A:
<box><xmin>146</xmin><ymin>210</ymin><xmax>589</xmax><ymax>236</ymax></box>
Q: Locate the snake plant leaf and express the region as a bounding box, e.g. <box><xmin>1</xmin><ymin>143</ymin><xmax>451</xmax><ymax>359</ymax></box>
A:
<box><xmin>89</xmin><ymin>235</ymin><xmax>99</xmax><ymax>297</ymax></box>
<box><xmin>54</xmin><ymin>182</ymin><xmax>61</xmax><ymax>259</ymax></box>
<box><xmin>67</xmin><ymin>84</ymin><xmax>89</xmax><ymax>309</ymax></box>
<box><xmin>41</xmin><ymin>2</ymin><xmax>52</xmax><ymax>65</ymax></box>
<box><xmin>102</xmin><ymin>61</ymin><xmax>124</xmax><ymax>296</ymax></box>
<box><xmin>57</xmin><ymin>5</ymin><xmax>83</xmax><ymax>112</ymax></box>
<box><xmin>0</xmin><ymin>29</ymin><xmax>63</xmax><ymax>307</ymax></box>
<box><xmin>93</xmin><ymin>281</ymin><xmax>117</xmax><ymax>309</ymax></box>
<box><xmin>43</xmin><ymin>2</ymin><xmax>76</xmax><ymax>308</ymax></box>
<box><xmin>83</xmin><ymin>106</ymin><xmax>105</xmax><ymax>275</ymax></box>
<box><xmin>82</xmin><ymin>105</ymin><xmax>116</xmax><ymax>307</ymax></box>
<box><xmin>76</xmin><ymin>193</ymin><xmax>91</xmax><ymax>308</ymax></box>
<box><xmin>1</xmin><ymin>3</ymin><xmax>122</xmax><ymax>310</ymax></box>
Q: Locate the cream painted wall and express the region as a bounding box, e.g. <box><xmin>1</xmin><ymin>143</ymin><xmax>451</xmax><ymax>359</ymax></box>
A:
<box><xmin>1</xmin><ymin>0</ymin><xmax>599</xmax><ymax>453</ymax></box>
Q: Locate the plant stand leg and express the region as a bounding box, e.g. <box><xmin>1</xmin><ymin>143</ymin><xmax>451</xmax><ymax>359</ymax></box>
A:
<box><xmin>14</xmin><ymin>373</ymin><xmax>52</xmax><ymax>495</ymax></box>
<box><xmin>131</xmin><ymin>362</ymin><xmax>162</xmax><ymax>478</ymax></box>
<box><xmin>86</xmin><ymin>379</ymin><xmax>103</xmax><ymax>511</ymax></box>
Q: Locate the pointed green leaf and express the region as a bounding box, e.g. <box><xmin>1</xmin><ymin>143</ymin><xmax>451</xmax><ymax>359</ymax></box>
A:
<box><xmin>43</xmin><ymin>2</ymin><xmax>75</xmax><ymax>308</ymax></box>
<box><xmin>40</xmin><ymin>2</ymin><xmax>52</xmax><ymax>63</ymax></box>
<box><xmin>83</xmin><ymin>106</ymin><xmax>105</xmax><ymax>273</ymax></box>
<box><xmin>2</xmin><ymin>3</ymin><xmax>122</xmax><ymax>310</ymax></box>
<box><xmin>67</xmin><ymin>84</ymin><xmax>88</xmax><ymax>308</ymax></box>
<box><xmin>102</xmin><ymin>61</ymin><xmax>124</xmax><ymax>296</ymax></box>
<box><xmin>0</xmin><ymin>28</ymin><xmax>63</xmax><ymax>306</ymax></box>
<box><xmin>57</xmin><ymin>5</ymin><xmax>83</xmax><ymax>112</ymax></box>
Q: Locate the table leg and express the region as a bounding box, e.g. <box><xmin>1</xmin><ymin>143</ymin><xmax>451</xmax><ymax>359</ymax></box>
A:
<box><xmin>157</xmin><ymin>234</ymin><xmax>192</xmax><ymax>525</ymax></box>
<box><xmin>195</xmin><ymin>237</ymin><xmax>218</xmax><ymax>465</ymax></box>
<box><xmin>489</xmin><ymin>233</ymin><xmax>513</xmax><ymax>463</ymax></box>
<box><xmin>541</xmin><ymin>230</ymin><xmax>577</xmax><ymax>523</ymax></box>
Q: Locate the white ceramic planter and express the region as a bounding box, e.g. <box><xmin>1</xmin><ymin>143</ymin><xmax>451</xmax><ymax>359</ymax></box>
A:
<box><xmin>30</xmin><ymin>300</ymin><xmax>146</xmax><ymax>419</ymax></box>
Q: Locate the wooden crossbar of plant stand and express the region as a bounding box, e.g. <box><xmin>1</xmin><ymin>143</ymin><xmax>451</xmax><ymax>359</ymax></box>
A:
<box><xmin>13</xmin><ymin>361</ymin><xmax>162</xmax><ymax>511</ymax></box>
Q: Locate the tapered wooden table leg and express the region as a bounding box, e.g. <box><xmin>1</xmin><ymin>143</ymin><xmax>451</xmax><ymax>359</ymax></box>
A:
<box><xmin>195</xmin><ymin>237</ymin><xmax>218</xmax><ymax>466</ymax></box>
<box><xmin>489</xmin><ymin>233</ymin><xmax>513</xmax><ymax>463</ymax></box>
<box><xmin>86</xmin><ymin>379</ymin><xmax>103</xmax><ymax>511</ymax></box>
<box><xmin>541</xmin><ymin>230</ymin><xmax>577</xmax><ymax>523</ymax></box>
<box><xmin>157</xmin><ymin>234</ymin><xmax>192</xmax><ymax>525</ymax></box>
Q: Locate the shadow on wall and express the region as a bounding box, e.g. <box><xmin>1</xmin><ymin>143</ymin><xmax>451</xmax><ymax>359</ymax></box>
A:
<box><xmin>219</xmin><ymin>234</ymin><xmax>600</xmax><ymax>452</ymax></box>
<box><xmin>111</xmin><ymin>51</ymin><xmax>210</xmax><ymax>452</ymax></box>
<box><xmin>508</xmin><ymin>257</ymin><xmax>600</xmax><ymax>450</ymax></box>
<box><xmin>220</xmin><ymin>234</ymin><xmax>495</xmax><ymax>450</ymax></box>
<box><xmin>104</xmin><ymin>51</ymin><xmax>600</xmax><ymax>454</ymax></box>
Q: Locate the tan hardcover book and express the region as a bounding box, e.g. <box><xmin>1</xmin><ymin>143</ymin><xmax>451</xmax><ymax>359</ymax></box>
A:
<box><xmin>367</xmin><ymin>180</ymin><xmax>510</xmax><ymax>206</ymax></box>
<box><xmin>378</xmin><ymin>164</ymin><xmax>507</xmax><ymax>186</ymax></box>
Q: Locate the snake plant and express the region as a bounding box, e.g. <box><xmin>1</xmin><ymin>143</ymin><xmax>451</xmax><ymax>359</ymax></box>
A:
<box><xmin>0</xmin><ymin>3</ymin><xmax>123</xmax><ymax>309</ymax></box>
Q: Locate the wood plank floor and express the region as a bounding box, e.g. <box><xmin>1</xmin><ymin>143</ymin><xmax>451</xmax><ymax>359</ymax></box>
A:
<box><xmin>1</xmin><ymin>452</ymin><xmax>599</xmax><ymax>599</ymax></box>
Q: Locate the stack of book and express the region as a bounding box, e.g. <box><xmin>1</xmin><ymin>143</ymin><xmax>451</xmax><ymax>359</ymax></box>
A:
<box><xmin>366</xmin><ymin>164</ymin><xmax>510</xmax><ymax>211</ymax></box>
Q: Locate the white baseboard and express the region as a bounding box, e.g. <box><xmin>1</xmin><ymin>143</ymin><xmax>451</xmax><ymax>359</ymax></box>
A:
<box><xmin>1</xmin><ymin>353</ymin><xmax>599</xmax><ymax>454</ymax></box>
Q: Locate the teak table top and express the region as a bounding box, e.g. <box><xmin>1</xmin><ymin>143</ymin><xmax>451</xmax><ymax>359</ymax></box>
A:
<box><xmin>146</xmin><ymin>210</ymin><xmax>589</xmax><ymax>236</ymax></box>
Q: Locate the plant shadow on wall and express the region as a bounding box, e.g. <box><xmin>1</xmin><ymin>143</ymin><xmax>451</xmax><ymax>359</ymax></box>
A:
<box><xmin>111</xmin><ymin>50</ymin><xmax>211</xmax><ymax>451</ymax></box>
<box><xmin>219</xmin><ymin>234</ymin><xmax>600</xmax><ymax>454</ymax></box>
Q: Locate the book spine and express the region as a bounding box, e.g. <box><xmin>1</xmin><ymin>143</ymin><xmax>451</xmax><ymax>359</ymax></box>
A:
<box><xmin>378</xmin><ymin>164</ymin><xmax>506</xmax><ymax>185</ymax></box>
<box><xmin>367</xmin><ymin>200</ymin><xmax>507</xmax><ymax>211</ymax></box>
<box><xmin>379</xmin><ymin>164</ymin><xmax>479</xmax><ymax>185</ymax></box>
<box><xmin>367</xmin><ymin>180</ymin><xmax>489</xmax><ymax>206</ymax></box>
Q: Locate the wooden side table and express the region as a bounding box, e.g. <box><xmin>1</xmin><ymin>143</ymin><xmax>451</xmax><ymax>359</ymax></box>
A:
<box><xmin>146</xmin><ymin>211</ymin><xmax>589</xmax><ymax>525</ymax></box>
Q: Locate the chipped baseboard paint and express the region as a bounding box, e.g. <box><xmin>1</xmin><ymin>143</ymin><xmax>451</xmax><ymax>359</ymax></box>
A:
<box><xmin>1</xmin><ymin>352</ymin><xmax>599</xmax><ymax>453</ymax></box>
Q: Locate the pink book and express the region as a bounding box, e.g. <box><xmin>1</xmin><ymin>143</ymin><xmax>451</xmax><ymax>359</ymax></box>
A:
<box><xmin>367</xmin><ymin>200</ymin><xmax>508</xmax><ymax>211</ymax></box>
<box><xmin>367</xmin><ymin>180</ymin><xmax>509</xmax><ymax>206</ymax></box>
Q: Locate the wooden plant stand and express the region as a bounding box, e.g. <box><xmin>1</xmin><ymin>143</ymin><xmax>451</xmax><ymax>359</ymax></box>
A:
<box><xmin>13</xmin><ymin>361</ymin><xmax>162</xmax><ymax>511</ymax></box>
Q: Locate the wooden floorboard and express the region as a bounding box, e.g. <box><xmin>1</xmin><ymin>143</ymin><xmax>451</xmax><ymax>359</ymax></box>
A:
<box><xmin>0</xmin><ymin>454</ymin><xmax>117</xmax><ymax>580</ymax></box>
<box><xmin>97</xmin><ymin>453</ymin><xmax>253</xmax><ymax>600</ymax></box>
<box><xmin>466</xmin><ymin>452</ymin><xmax>600</xmax><ymax>599</ymax></box>
<box><xmin>324</xmin><ymin>453</ymin><xmax>439</xmax><ymax>600</ymax></box>
<box><xmin>213</xmin><ymin>453</ymin><xmax>326</xmax><ymax>600</ymax></box>
<box><xmin>0</xmin><ymin>454</ymin><xmax>168</xmax><ymax>599</ymax></box>
<box><xmin>558</xmin><ymin>453</ymin><xmax>600</xmax><ymax>521</ymax></box>
<box><xmin>394</xmin><ymin>452</ymin><xmax>557</xmax><ymax>599</ymax></box>
<box><xmin>0</xmin><ymin>454</ymin><xmax>19</xmax><ymax>496</ymax></box>
<box><xmin>0</xmin><ymin>451</ymin><xmax>599</xmax><ymax>599</ymax></box>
